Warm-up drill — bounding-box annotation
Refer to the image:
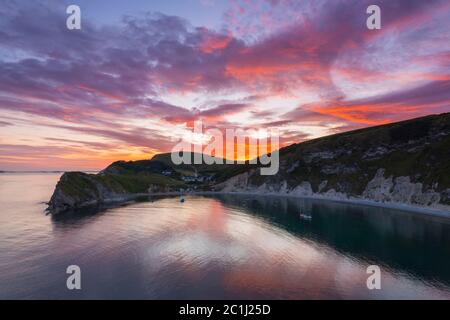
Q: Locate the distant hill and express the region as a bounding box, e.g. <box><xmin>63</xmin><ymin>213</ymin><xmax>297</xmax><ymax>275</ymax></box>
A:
<box><xmin>47</xmin><ymin>113</ymin><xmax>450</xmax><ymax>214</ymax></box>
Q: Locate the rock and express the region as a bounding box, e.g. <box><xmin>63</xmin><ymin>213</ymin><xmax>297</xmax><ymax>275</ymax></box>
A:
<box><xmin>321</xmin><ymin>164</ymin><xmax>358</xmax><ymax>175</ymax></box>
<box><xmin>362</xmin><ymin>146</ymin><xmax>389</xmax><ymax>160</ymax></box>
<box><xmin>360</xmin><ymin>170</ymin><xmax>443</xmax><ymax>207</ymax></box>
<box><xmin>318</xmin><ymin>180</ymin><xmax>328</xmax><ymax>193</ymax></box>
<box><xmin>303</xmin><ymin>151</ymin><xmax>335</xmax><ymax>163</ymax></box>
<box><xmin>287</xmin><ymin>161</ymin><xmax>300</xmax><ymax>173</ymax></box>
<box><xmin>363</xmin><ymin>169</ymin><xmax>393</xmax><ymax>202</ymax></box>
<box><xmin>390</xmin><ymin>176</ymin><xmax>422</xmax><ymax>203</ymax></box>
<box><xmin>291</xmin><ymin>182</ymin><xmax>313</xmax><ymax>196</ymax></box>
<box><xmin>215</xmin><ymin>172</ymin><xmax>250</xmax><ymax>192</ymax></box>
<box><xmin>413</xmin><ymin>191</ymin><xmax>441</xmax><ymax>206</ymax></box>
<box><xmin>47</xmin><ymin>172</ymin><xmax>114</xmax><ymax>214</ymax></box>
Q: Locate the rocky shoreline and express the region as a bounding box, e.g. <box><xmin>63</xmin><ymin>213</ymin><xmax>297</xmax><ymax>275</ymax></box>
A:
<box><xmin>207</xmin><ymin>191</ymin><xmax>450</xmax><ymax>218</ymax></box>
<box><xmin>47</xmin><ymin>113</ymin><xmax>450</xmax><ymax>216</ymax></box>
<box><xmin>212</xmin><ymin>168</ymin><xmax>450</xmax><ymax>213</ymax></box>
<box><xmin>48</xmin><ymin>188</ymin><xmax>450</xmax><ymax>218</ymax></box>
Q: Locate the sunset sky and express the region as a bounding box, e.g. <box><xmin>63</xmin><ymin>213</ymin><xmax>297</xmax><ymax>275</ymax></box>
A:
<box><xmin>1</xmin><ymin>0</ymin><xmax>450</xmax><ymax>171</ymax></box>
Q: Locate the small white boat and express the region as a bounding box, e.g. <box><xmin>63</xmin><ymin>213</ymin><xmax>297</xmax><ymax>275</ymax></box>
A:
<box><xmin>299</xmin><ymin>213</ymin><xmax>312</xmax><ymax>221</ymax></box>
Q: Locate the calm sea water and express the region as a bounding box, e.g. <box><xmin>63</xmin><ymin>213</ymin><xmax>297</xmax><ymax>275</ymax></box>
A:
<box><xmin>1</xmin><ymin>173</ymin><xmax>450</xmax><ymax>299</ymax></box>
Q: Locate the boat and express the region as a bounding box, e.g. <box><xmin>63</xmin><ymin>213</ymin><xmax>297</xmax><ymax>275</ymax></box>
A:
<box><xmin>299</xmin><ymin>213</ymin><xmax>312</xmax><ymax>221</ymax></box>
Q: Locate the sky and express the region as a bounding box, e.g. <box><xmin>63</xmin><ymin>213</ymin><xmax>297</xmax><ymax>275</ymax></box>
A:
<box><xmin>0</xmin><ymin>0</ymin><xmax>450</xmax><ymax>171</ymax></box>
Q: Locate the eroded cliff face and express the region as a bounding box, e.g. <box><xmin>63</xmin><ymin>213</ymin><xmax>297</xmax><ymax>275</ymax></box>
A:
<box><xmin>362</xmin><ymin>169</ymin><xmax>441</xmax><ymax>206</ymax></box>
<box><xmin>214</xmin><ymin>168</ymin><xmax>448</xmax><ymax>211</ymax></box>
<box><xmin>47</xmin><ymin>172</ymin><xmax>183</xmax><ymax>214</ymax></box>
<box><xmin>213</xmin><ymin>113</ymin><xmax>450</xmax><ymax>211</ymax></box>
<box><xmin>47</xmin><ymin>172</ymin><xmax>128</xmax><ymax>214</ymax></box>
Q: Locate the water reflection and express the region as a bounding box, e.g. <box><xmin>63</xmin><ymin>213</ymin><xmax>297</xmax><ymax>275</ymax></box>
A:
<box><xmin>1</xmin><ymin>172</ymin><xmax>450</xmax><ymax>299</ymax></box>
<box><xmin>46</xmin><ymin>194</ymin><xmax>450</xmax><ymax>299</ymax></box>
<box><xmin>209</xmin><ymin>194</ymin><xmax>450</xmax><ymax>288</ymax></box>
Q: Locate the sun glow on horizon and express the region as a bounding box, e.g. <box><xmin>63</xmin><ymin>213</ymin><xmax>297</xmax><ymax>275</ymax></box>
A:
<box><xmin>1</xmin><ymin>1</ymin><xmax>449</xmax><ymax>170</ymax></box>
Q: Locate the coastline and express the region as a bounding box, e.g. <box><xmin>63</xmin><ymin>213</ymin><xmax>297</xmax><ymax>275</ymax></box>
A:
<box><xmin>49</xmin><ymin>189</ymin><xmax>450</xmax><ymax>219</ymax></box>
<box><xmin>149</xmin><ymin>190</ymin><xmax>450</xmax><ymax>219</ymax></box>
<box><xmin>201</xmin><ymin>191</ymin><xmax>450</xmax><ymax>219</ymax></box>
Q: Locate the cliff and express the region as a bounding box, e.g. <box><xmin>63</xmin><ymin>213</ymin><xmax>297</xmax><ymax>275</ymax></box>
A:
<box><xmin>214</xmin><ymin>113</ymin><xmax>450</xmax><ymax>211</ymax></box>
<box><xmin>47</xmin><ymin>112</ymin><xmax>450</xmax><ymax>214</ymax></box>
<box><xmin>47</xmin><ymin>171</ymin><xmax>186</xmax><ymax>214</ymax></box>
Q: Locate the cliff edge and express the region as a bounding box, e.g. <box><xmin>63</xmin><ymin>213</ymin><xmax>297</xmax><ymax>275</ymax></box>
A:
<box><xmin>48</xmin><ymin>113</ymin><xmax>450</xmax><ymax>214</ymax></box>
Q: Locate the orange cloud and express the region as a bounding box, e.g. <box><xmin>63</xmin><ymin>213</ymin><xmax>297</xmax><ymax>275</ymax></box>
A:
<box><xmin>200</xmin><ymin>34</ymin><xmax>233</xmax><ymax>53</ymax></box>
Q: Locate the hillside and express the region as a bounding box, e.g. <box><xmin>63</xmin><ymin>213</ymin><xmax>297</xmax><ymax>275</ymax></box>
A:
<box><xmin>217</xmin><ymin>112</ymin><xmax>450</xmax><ymax>209</ymax></box>
<box><xmin>47</xmin><ymin>113</ymin><xmax>450</xmax><ymax>214</ymax></box>
<box><xmin>47</xmin><ymin>153</ymin><xmax>254</xmax><ymax>213</ymax></box>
